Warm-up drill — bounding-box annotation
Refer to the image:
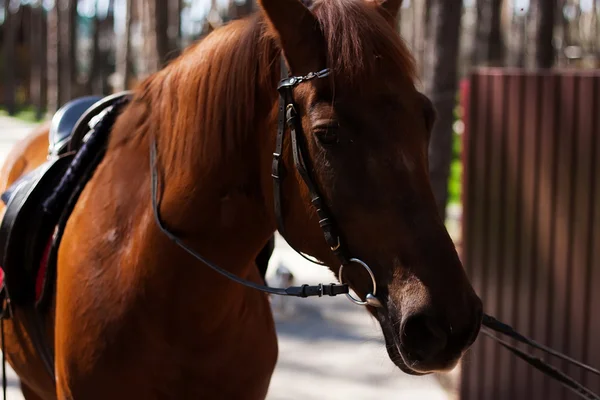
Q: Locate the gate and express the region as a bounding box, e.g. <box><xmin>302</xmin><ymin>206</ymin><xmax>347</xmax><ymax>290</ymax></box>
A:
<box><xmin>460</xmin><ymin>68</ymin><xmax>600</xmax><ymax>400</ymax></box>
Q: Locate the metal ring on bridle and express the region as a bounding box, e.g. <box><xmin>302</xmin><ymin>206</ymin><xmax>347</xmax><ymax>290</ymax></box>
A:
<box><xmin>338</xmin><ymin>258</ymin><xmax>377</xmax><ymax>306</ymax></box>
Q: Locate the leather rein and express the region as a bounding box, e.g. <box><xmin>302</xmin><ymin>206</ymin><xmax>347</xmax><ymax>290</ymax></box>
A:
<box><xmin>150</xmin><ymin>59</ymin><xmax>381</xmax><ymax>306</ymax></box>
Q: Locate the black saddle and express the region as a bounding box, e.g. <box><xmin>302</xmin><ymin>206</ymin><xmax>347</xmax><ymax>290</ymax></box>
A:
<box><xmin>0</xmin><ymin>92</ymin><xmax>132</xmax><ymax>308</ymax></box>
<box><xmin>48</xmin><ymin>92</ymin><xmax>134</xmax><ymax>157</ymax></box>
<box><xmin>48</xmin><ymin>96</ymin><xmax>102</xmax><ymax>155</ymax></box>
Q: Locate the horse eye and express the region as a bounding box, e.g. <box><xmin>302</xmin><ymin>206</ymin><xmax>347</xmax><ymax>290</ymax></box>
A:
<box><xmin>313</xmin><ymin>125</ymin><xmax>339</xmax><ymax>145</ymax></box>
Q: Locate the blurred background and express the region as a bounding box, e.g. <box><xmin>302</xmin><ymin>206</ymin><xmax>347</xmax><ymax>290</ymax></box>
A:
<box><xmin>0</xmin><ymin>0</ymin><xmax>599</xmax><ymax>399</ymax></box>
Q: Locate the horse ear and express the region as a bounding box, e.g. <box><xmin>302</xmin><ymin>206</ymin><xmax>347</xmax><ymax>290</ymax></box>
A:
<box><xmin>373</xmin><ymin>0</ymin><xmax>403</xmax><ymax>22</ymax></box>
<box><xmin>258</xmin><ymin>0</ymin><xmax>326</xmax><ymax>75</ymax></box>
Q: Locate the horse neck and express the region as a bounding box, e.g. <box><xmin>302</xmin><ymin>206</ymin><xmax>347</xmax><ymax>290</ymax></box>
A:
<box><xmin>151</xmin><ymin>87</ymin><xmax>279</xmax><ymax>285</ymax></box>
<box><xmin>132</xmin><ymin>20</ymin><xmax>283</xmax><ymax>294</ymax></box>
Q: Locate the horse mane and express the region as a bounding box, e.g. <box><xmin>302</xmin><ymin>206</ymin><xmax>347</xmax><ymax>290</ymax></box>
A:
<box><xmin>130</xmin><ymin>13</ymin><xmax>278</xmax><ymax>176</ymax></box>
<box><xmin>127</xmin><ymin>0</ymin><xmax>416</xmax><ymax>176</ymax></box>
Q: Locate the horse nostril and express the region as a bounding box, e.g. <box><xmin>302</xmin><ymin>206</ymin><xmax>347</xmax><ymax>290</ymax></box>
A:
<box><xmin>400</xmin><ymin>313</ymin><xmax>448</xmax><ymax>362</ymax></box>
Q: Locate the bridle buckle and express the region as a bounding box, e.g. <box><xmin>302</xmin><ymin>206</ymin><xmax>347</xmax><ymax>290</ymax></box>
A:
<box><xmin>330</xmin><ymin>237</ymin><xmax>341</xmax><ymax>251</ymax></box>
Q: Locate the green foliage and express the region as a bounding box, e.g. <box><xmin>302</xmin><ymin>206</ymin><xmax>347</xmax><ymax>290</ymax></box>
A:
<box><xmin>447</xmin><ymin>101</ymin><xmax>463</xmax><ymax>206</ymax></box>
<box><xmin>0</xmin><ymin>106</ymin><xmax>45</xmax><ymax>123</ymax></box>
<box><xmin>447</xmin><ymin>131</ymin><xmax>462</xmax><ymax>206</ymax></box>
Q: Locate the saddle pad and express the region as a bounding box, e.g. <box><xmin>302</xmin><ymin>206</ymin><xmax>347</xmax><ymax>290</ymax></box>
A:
<box><xmin>0</xmin><ymin>155</ymin><xmax>74</xmax><ymax>305</ymax></box>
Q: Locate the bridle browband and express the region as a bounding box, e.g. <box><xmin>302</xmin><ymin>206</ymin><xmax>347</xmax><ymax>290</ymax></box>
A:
<box><xmin>150</xmin><ymin>58</ymin><xmax>382</xmax><ymax>307</ymax></box>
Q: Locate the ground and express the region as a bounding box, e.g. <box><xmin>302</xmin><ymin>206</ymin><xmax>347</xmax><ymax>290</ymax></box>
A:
<box><xmin>0</xmin><ymin>116</ymin><xmax>453</xmax><ymax>400</ymax></box>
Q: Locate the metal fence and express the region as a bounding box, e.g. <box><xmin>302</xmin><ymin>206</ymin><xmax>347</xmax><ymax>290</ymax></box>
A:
<box><xmin>460</xmin><ymin>68</ymin><xmax>600</xmax><ymax>400</ymax></box>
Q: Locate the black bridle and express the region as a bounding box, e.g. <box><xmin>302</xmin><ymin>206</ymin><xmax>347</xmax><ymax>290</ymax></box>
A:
<box><xmin>148</xmin><ymin>58</ymin><xmax>599</xmax><ymax>398</ymax></box>
<box><xmin>150</xmin><ymin>59</ymin><xmax>381</xmax><ymax>303</ymax></box>
<box><xmin>272</xmin><ymin>64</ymin><xmax>349</xmax><ymax>266</ymax></box>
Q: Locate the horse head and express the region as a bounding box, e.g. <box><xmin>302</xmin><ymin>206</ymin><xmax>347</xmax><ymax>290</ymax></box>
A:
<box><xmin>259</xmin><ymin>0</ymin><xmax>482</xmax><ymax>375</ymax></box>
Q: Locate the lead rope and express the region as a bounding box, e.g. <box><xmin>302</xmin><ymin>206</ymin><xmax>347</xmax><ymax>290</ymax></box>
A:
<box><xmin>482</xmin><ymin>314</ymin><xmax>600</xmax><ymax>376</ymax></box>
<box><xmin>482</xmin><ymin>314</ymin><xmax>600</xmax><ymax>400</ymax></box>
<box><xmin>150</xmin><ymin>138</ymin><xmax>349</xmax><ymax>298</ymax></box>
<box><xmin>481</xmin><ymin>330</ymin><xmax>600</xmax><ymax>400</ymax></box>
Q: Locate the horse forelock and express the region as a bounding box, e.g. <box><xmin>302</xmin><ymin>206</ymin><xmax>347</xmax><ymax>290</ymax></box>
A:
<box><xmin>313</xmin><ymin>0</ymin><xmax>417</xmax><ymax>88</ymax></box>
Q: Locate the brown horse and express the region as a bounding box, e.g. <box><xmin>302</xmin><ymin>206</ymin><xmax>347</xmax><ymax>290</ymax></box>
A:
<box><xmin>0</xmin><ymin>0</ymin><xmax>482</xmax><ymax>398</ymax></box>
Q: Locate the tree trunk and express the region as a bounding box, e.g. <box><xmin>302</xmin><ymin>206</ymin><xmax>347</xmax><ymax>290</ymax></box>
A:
<box><xmin>68</xmin><ymin>0</ymin><xmax>77</xmax><ymax>95</ymax></box>
<box><xmin>472</xmin><ymin>0</ymin><xmax>505</xmax><ymax>66</ymax></box>
<box><xmin>532</xmin><ymin>0</ymin><xmax>557</xmax><ymax>68</ymax></box>
<box><xmin>140</xmin><ymin>1</ymin><xmax>153</xmax><ymax>77</ymax></box>
<box><xmin>143</xmin><ymin>1</ymin><xmax>156</xmax><ymax>74</ymax></box>
<box><xmin>116</xmin><ymin>0</ymin><xmax>134</xmax><ymax>91</ymax></box>
<box><xmin>141</xmin><ymin>1</ymin><xmax>160</xmax><ymax>75</ymax></box>
<box><xmin>30</xmin><ymin>1</ymin><xmax>46</xmax><ymax>119</ymax></box>
<box><xmin>40</xmin><ymin>2</ymin><xmax>47</xmax><ymax>118</ymax></box>
<box><xmin>594</xmin><ymin>0</ymin><xmax>599</xmax><ymax>62</ymax></box>
<box><xmin>155</xmin><ymin>0</ymin><xmax>169</xmax><ymax>66</ymax></box>
<box><xmin>167</xmin><ymin>0</ymin><xmax>183</xmax><ymax>60</ymax></box>
<box><xmin>140</xmin><ymin>0</ymin><xmax>175</xmax><ymax>72</ymax></box>
<box><xmin>229</xmin><ymin>0</ymin><xmax>255</xmax><ymax>20</ymax></box>
<box><xmin>422</xmin><ymin>0</ymin><xmax>463</xmax><ymax>221</ymax></box>
<box><xmin>85</xmin><ymin>0</ymin><xmax>101</xmax><ymax>94</ymax></box>
<box><xmin>19</xmin><ymin>5</ymin><xmax>31</xmax><ymax>106</ymax></box>
<box><xmin>3</xmin><ymin>0</ymin><xmax>16</xmax><ymax>115</ymax></box>
<box><xmin>505</xmin><ymin>3</ymin><xmax>524</xmax><ymax>67</ymax></box>
<box><xmin>58</xmin><ymin>0</ymin><xmax>77</xmax><ymax>103</ymax></box>
<box><xmin>47</xmin><ymin>1</ymin><xmax>60</xmax><ymax>114</ymax></box>
<box><xmin>99</xmin><ymin>0</ymin><xmax>115</xmax><ymax>95</ymax></box>
<box><xmin>411</xmin><ymin>0</ymin><xmax>428</xmax><ymax>79</ymax></box>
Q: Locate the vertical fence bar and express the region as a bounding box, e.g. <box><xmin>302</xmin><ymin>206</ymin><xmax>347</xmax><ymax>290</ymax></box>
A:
<box><xmin>535</xmin><ymin>71</ymin><xmax>559</xmax><ymax>400</ymax></box>
<box><xmin>516</xmin><ymin>72</ymin><xmax>540</xmax><ymax>400</ymax></box>
<box><xmin>481</xmin><ymin>72</ymin><xmax>507</xmax><ymax>400</ymax></box>
<box><xmin>566</xmin><ymin>74</ymin><xmax>596</xmax><ymax>394</ymax></box>
<box><xmin>460</xmin><ymin>69</ymin><xmax>600</xmax><ymax>400</ymax></box>
<box><xmin>462</xmin><ymin>71</ymin><xmax>491</xmax><ymax>400</ymax></box>
<box><xmin>586</xmin><ymin>76</ymin><xmax>600</xmax><ymax>396</ymax></box>
<box><xmin>497</xmin><ymin>72</ymin><xmax>523</xmax><ymax>399</ymax></box>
